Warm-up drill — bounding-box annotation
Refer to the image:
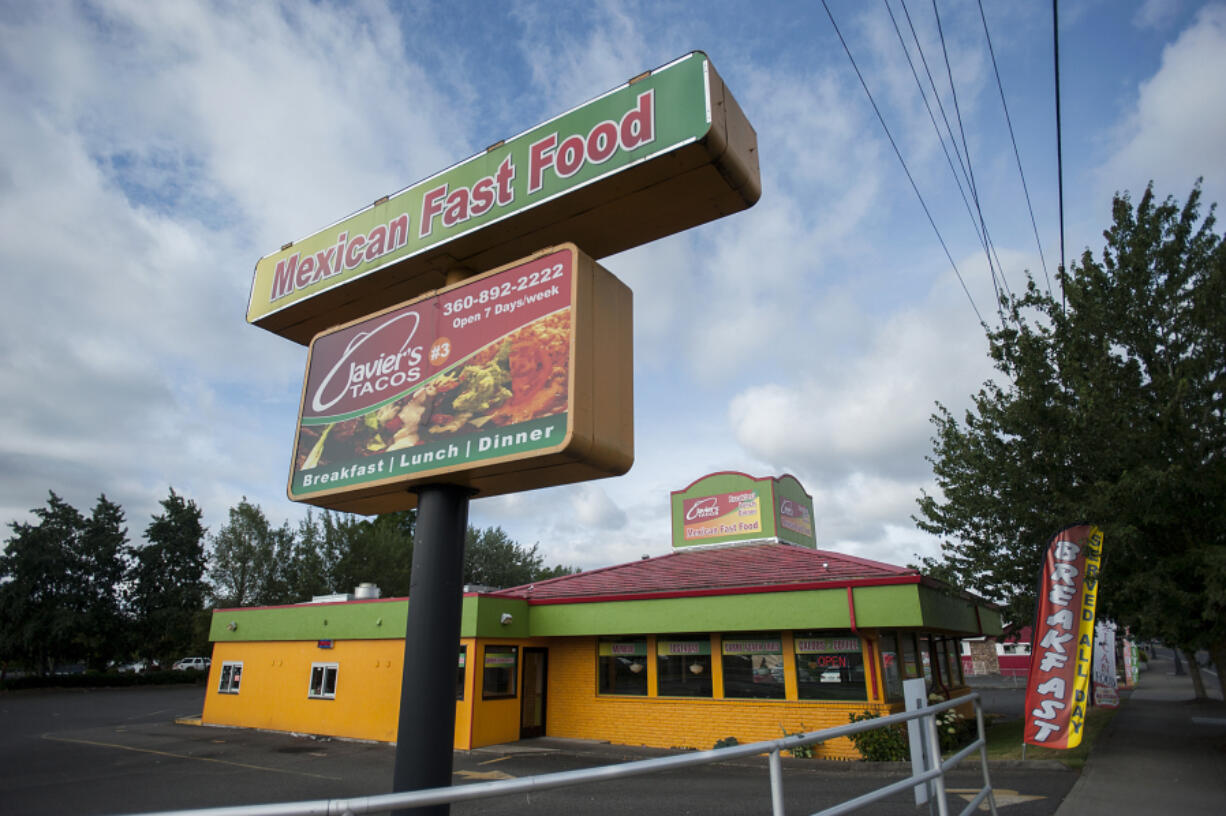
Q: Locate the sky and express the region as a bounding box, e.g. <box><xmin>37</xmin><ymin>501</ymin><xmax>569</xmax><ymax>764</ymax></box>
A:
<box><xmin>2</xmin><ymin>0</ymin><xmax>1224</xmax><ymax>581</ymax></box>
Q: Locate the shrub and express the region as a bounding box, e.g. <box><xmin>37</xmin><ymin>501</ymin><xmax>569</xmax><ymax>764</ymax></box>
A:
<box><xmin>935</xmin><ymin>707</ymin><xmax>975</xmax><ymax>753</ymax></box>
<box><xmin>781</xmin><ymin>724</ymin><xmax>817</xmax><ymax>758</ymax></box>
<box><xmin>713</xmin><ymin>736</ymin><xmax>739</xmax><ymax>749</ymax></box>
<box><xmin>847</xmin><ymin>711</ymin><xmax>908</xmax><ymax>761</ymax></box>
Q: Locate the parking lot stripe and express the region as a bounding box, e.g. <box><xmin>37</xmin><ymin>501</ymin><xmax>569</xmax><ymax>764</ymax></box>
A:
<box><xmin>40</xmin><ymin>734</ymin><xmax>342</xmax><ymax>780</ymax></box>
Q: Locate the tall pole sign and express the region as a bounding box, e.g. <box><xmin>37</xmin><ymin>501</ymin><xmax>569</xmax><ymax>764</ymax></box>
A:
<box><xmin>251</xmin><ymin>51</ymin><xmax>759</xmax><ymax>815</ymax></box>
<box><xmin>249</xmin><ymin>51</ymin><xmax>760</xmax><ymax>345</ymax></box>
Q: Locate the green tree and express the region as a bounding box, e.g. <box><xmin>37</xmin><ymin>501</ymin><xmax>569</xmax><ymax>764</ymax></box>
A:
<box><xmin>279</xmin><ymin>510</ymin><xmax>341</xmax><ymax>602</ymax></box>
<box><xmin>463</xmin><ymin>526</ymin><xmax>576</xmax><ymax>588</ymax></box>
<box><xmin>209</xmin><ymin>499</ymin><xmax>293</xmax><ymax>606</ymax></box>
<box><xmin>331</xmin><ymin>510</ymin><xmax>415</xmax><ymax>597</ymax></box>
<box><xmin>0</xmin><ymin>493</ymin><xmax>86</xmax><ymax>673</ymax></box>
<box><xmin>130</xmin><ymin>488</ymin><xmax>208</xmax><ymax>664</ymax></box>
<box><xmin>75</xmin><ymin>495</ymin><xmax>130</xmax><ymax>671</ymax></box>
<box><xmin>916</xmin><ymin>183</ymin><xmax>1226</xmax><ymax>697</ymax></box>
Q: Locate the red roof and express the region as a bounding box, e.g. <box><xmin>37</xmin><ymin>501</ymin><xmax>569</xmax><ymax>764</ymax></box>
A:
<box><xmin>489</xmin><ymin>543</ymin><xmax>919</xmax><ymax>603</ymax></box>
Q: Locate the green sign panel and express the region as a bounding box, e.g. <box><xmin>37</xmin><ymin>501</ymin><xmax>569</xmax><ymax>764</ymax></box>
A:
<box><xmin>249</xmin><ymin>51</ymin><xmax>721</xmax><ymax>338</ymax></box>
<box><xmin>670</xmin><ymin>472</ymin><xmax>817</xmax><ymax>549</ymax></box>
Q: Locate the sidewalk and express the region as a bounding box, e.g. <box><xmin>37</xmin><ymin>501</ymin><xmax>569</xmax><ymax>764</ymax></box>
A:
<box><xmin>1053</xmin><ymin>648</ymin><xmax>1226</xmax><ymax>815</ymax></box>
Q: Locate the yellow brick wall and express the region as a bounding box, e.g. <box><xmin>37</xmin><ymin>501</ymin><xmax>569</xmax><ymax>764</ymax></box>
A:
<box><xmin>204</xmin><ymin>638</ymin><xmax>479</xmax><ymax>747</ymax></box>
<box><xmin>542</xmin><ymin>637</ymin><xmax>897</xmax><ymax>760</ymax></box>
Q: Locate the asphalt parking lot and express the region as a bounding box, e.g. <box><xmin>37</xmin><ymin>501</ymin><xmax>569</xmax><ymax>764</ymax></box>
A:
<box><xmin>0</xmin><ymin>683</ymin><xmax>1072</xmax><ymax>816</ymax></box>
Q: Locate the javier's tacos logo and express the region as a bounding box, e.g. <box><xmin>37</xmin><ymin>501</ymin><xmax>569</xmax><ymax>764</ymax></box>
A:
<box><xmin>685</xmin><ymin>497</ymin><xmax>720</xmax><ymax>521</ymax></box>
<box><xmin>310</xmin><ymin>311</ymin><xmax>425</xmax><ymax>415</ymax></box>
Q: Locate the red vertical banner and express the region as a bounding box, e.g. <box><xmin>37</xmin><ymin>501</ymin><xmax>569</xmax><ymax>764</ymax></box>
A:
<box><xmin>1023</xmin><ymin>524</ymin><xmax>1105</xmax><ymax>749</ymax></box>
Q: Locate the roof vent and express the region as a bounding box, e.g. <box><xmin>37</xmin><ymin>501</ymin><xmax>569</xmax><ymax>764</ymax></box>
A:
<box><xmin>310</xmin><ymin>593</ymin><xmax>354</xmax><ymax>604</ymax></box>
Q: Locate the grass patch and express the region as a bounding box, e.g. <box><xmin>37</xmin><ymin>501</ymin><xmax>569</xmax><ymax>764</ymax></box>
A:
<box><xmin>982</xmin><ymin>705</ymin><xmax>1119</xmax><ymax>769</ymax></box>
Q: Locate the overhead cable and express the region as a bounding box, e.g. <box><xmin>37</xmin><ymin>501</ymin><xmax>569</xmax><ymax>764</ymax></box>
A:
<box><xmin>1053</xmin><ymin>0</ymin><xmax>1067</xmax><ymax>309</ymax></box>
<box><xmin>887</xmin><ymin>0</ymin><xmax>1005</xmax><ymax>324</ymax></box>
<box><xmin>822</xmin><ymin>0</ymin><xmax>987</xmax><ymax>328</ymax></box>
<box><xmin>977</xmin><ymin>0</ymin><xmax>1053</xmax><ymax>299</ymax></box>
<box><xmin>931</xmin><ymin>0</ymin><xmax>1014</xmax><ymax>313</ymax></box>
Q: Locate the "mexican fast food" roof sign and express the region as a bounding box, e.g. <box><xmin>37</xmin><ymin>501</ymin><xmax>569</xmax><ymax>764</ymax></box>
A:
<box><xmin>289</xmin><ymin>244</ymin><xmax>632</xmax><ymax>514</ymax></box>
<box><xmin>670</xmin><ymin>472</ymin><xmax>816</xmax><ymax>550</ymax></box>
<box><xmin>248</xmin><ymin>51</ymin><xmax>759</xmax><ymax>344</ymax></box>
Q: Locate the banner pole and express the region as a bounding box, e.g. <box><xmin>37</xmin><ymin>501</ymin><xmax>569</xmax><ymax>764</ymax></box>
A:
<box><xmin>392</xmin><ymin>484</ymin><xmax>471</xmax><ymax>816</ymax></box>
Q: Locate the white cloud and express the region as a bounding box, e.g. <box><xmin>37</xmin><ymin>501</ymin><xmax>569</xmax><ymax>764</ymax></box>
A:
<box><xmin>1133</xmin><ymin>0</ymin><xmax>1185</xmax><ymax>30</ymax></box>
<box><xmin>1097</xmin><ymin>4</ymin><xmax>1226</xmax><ymax>207</ymax></box>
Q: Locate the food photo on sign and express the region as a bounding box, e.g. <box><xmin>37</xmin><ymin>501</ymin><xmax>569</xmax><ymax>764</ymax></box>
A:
<box><xmin>286</xmin><ymin>244</ymin><xmax>633</xmax><ymax>513</ymax></box>
<box><xmin>295</xmin><ymin>308</ymin><xmax>570</xmax><ymax>472</ymax></box>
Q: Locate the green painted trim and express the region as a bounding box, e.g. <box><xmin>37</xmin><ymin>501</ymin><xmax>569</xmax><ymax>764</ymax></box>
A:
<box><xmin>209</xmin><ymin>598</ymin><xmax>408</xmax><ymax>642</ymax></box>
<box><xmin>465</xmin><ymin>597</ymin><xmax>530</xmax><ymax>638</ymax></box>
<box><xmin>524</xmin><ymin>590</ymin><xmax>851</xmax><ymax>636</ymax></box>
<box><xmin>978</xmin><ymin>607</ymin><xmax>1005</xmax><ymax>636</ymax></box>
<box><xmin>850</xmin><ymin>585</ymin><xmax>923</xmax><ymax>628</ymax></box>
<box><xmin>917</xmin><ymin>585</ymin><xmax>986</xmax><ymax>633</ymax></box>
<box><xmin>208</xmin><ymin>584</ymin><xmax>1000</xmax><ymax>643</ymax></box>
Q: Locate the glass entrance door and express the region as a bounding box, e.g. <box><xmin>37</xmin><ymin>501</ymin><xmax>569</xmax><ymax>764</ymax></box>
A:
<box><xmin>520</xmin><ymin>648</ymin><xmax>548</xmax><ymax>739</ymax></box>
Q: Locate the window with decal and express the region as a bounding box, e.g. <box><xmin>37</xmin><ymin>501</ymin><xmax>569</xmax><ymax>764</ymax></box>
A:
<box><xmin>942</xmin><ymin>638</ymin><xmax>964</xmax><ymax>687</ymax></box>
<box><xmin>482</xmin><ymin>645</ymin><xmax>518</xmax><ymax>699</ymax></box>
<box><xmin>900</xmin><ymin>632</ymin><xmax>920</xmax><ymax>680</ymax></box>
<box><xmin>721</xmin><ymin>634</ymin><xmax>785</xmax><ymax>699</ymax></box>
<box><xmin>656</xmin><ymin>636</ymin><xmax>712</xmax><ymax>698</ymax></box>
<box><xmin>309</xmin><ymin>663</ymin><xmax>338</xmax><ymax>699</ymax></box>
<box><xmin>457</xmin><ymin>646</ymin><xmax>466</xmax><ymax>701</ymax></box>
<box><xmin>878</xmin><ymin>633</ymin><xmax>903</xmax><ymax>700</ymax></box>
<box><xmin>217</xmin><ymin>661</ymin><xmax>242</xmax><ymax>694</ymax></box>
<box><xmin>597</xmin><ymin>638</ymin><xmax>648</xmax><ymax>695</ymax></box>
<box><xmin>794</xmin><ymin>631</ymin><xmax>867</xmax><ymax>701</ymax></box>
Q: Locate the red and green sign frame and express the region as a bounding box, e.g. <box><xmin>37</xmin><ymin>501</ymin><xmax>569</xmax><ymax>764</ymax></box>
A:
<box><xmin>288</xmin><ymin>244</ymin><xmax>633</xmax><ymax>514</ymax></box>
<box><xmin>670</xmin><ymin>472</ymin><xmax>817</xmax><ymax>549</ymax></box>
<box><xmin>248</xmin><ymin>51</ymin><xmax>759</xmax><ymax>344</ymax></box>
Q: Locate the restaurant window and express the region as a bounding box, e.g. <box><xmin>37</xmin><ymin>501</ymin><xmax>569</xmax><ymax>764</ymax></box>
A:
<box><xmin>597</xmin><ymin>638</ymin><xmax>648</xmax><ymax>695</ymax></box>
<box><xmin>482</xmin><ymin>645</ymin><xmax>518</xmax><ymax>699</ymax></box>
<box><xmin>945</xmin><ymin>638</ymin><xmax>964</xmax><ymax>686</ymax></box>
<box><xmin>794</xmin><ymin>631</ymin><xmax>867</xmax><ymax>701</ymax></box>
<box><xmin>934</xmin><ymin>638</ymin><xmax>950</xmax><ymax>688</ymax></box>
<box><xmin>900</xmin><ymin>632</ymin><xmax>920</xmax><ymax>679</ymax></box>
<box><xmin>878</xmin><ymin>633</ymin><xmax>903</xmax><ymax>700</ymax></box>
<box><xmin>918</xmin><ymin>635</ymin><xmax>934</xmax><ymax>684</ymax></box>
<box><xmin>308</xmin><ymin>663</ymin><xmax>338</xmax><ymax>699</ymax></box>
<box><xmin>457</xmin><ymin>646</ymin><xmax>467</xmax><ymax>700</ymax></box>
<box><xmin>721</xmin><ymin>634</ymin><xmax>785</xmax><ymax>699</ymax></box>
<box><xmin>217</xmin><ymin>661</ymin><xmax>242</xmax><ymax>694</ymax></box>
<box><xmin>656</xmin><ymin>636</ymin><xmax>712</xmax><ymax>698</ymax></box>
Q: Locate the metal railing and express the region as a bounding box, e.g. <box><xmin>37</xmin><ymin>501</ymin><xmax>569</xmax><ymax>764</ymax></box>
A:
<box><xmin>123</xmin><ymin>693</ymin><xmax>997</xmax><ymax>816</ymax></box>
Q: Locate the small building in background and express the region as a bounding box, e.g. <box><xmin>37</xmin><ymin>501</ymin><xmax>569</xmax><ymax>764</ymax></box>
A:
<box><xmin>201</xmin><ymin>473</ymin><xmax>1002</xmax><ymax>758</ymax></box>
<box><xmin>959</xmin><ymin>626</ymin><xmax>1033</xmax><ymax>679</ymax></box>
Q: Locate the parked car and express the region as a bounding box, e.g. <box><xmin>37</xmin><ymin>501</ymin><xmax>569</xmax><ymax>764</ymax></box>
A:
<box><xmin>172</xmin><ymin>657</ymin><xmax>211</xmax><ymax>671</ymax></box>
<box><xmin>117</xmin><ymin>660</ymin><xmax>150</xmax><ymax>673</ymax></box>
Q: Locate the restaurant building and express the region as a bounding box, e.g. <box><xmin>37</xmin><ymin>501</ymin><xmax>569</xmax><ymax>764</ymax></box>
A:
<box><xmin>201</xmin><ymin>473</ymin><xmax>1002</xmax><ymax>759</ymax></box>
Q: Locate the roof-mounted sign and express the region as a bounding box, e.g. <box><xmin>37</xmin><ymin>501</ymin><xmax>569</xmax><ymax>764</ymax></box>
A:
<box><xmin>288</xmin><ymin>244</ymin><xmax>632</xmax><ymax>514</ymax></box>
<box><xmin>248</xmin><ymin>51</ymin><xmax>759</xmax><ymax>344</ymax></box>
<box><xmin>670</xmin><ymin>472</ymin><xmax>816</xmax><ymax>550</ymax></box>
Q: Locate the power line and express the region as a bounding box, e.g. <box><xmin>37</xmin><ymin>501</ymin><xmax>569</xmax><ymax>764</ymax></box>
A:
<box><xmin>1053</xmin><ymin>0</ymin><xmax>1067</xmax><ymax>309</ymax></box>
<box><xmin>898</xmin><ymin>0</ymin><xmax>1007</xmax><ymax>324</ymax></box>
<box><xmin>822</xmin><ymin>0</ymin><xmax>987</xmax><ymax>328</ymax></box>
<box><xmin>977</xmin><ymin>0</ymin><xmax>1053</xmax><ymax>299</ymax></box>
<box><xmin>888</xmin><ymin>0</ymin><xmax>1007</xmax><ymax>325</ymax></box>
<box><xmin>931</xmin><ymin>0</ymin><xmax>1014</xmax><ymax>309</ymax></box>
<box><xmin>884</xmin><ymin>2</ymin><xmax>983</xmax><ymax>271</ymax></box>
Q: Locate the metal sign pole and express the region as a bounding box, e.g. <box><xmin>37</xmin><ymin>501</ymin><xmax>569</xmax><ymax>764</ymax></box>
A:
<box><xmin>392</xmin><ymin>484</ymin><xmax>471</xmax><ymax>816</ymax></box>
